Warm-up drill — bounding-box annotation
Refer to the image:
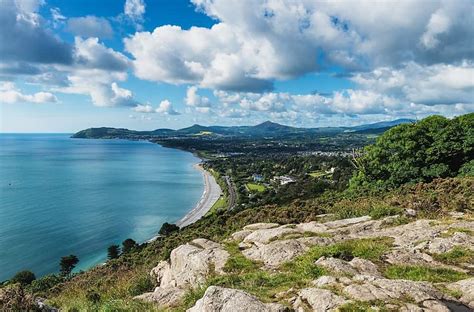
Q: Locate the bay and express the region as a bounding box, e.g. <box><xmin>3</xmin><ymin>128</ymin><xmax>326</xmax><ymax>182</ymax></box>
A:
<box><xmin>0</xmin><ymin>134</ymin><xmax>203</xmax><ymax>281</ymax></box>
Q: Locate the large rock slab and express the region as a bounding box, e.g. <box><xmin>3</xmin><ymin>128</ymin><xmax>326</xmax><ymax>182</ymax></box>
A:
<box><xmin>243</xmin><ymin>237</ymin><xmax>334</xmax><ymax>267</ymax></box>
<box><xmin>447</xmin><ymin>278</ymin><xmax>474</xmax><ymax>308</ymax></box>
<box><xmin>292</xmin><ymin>288</ymin><xmax>348</xmax><ymax>312</ymax></box>
<box><xmin>154</xmin><ymin>238</ymin><xmax>229</xmax><ymax>288</ymax></box>
<box><xmin>314</xmin><ymin>257</ymin><xmax>380</xmax><ymax>277</ymax></box>
<box><xmin>136</xmin><ymin>238</ymin><xmax>229</xmax><ymax>308</ymax></box>
<box><xmin>187</xmin><ymin>286</ymin><xmax>287</xmax><ymax>312</ymax></box>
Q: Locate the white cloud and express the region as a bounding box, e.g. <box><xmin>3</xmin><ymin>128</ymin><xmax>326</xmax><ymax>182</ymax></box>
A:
<box><xmin>67</xmin><ymin>16</ymin><xmax>114</xmax><ymax>39</ymax></box>
<box><xmin>0</xmin><ymin>82</ymin><xmax>57</xmax><ymax>104</ymax></box>
<box><xmin>124</xmin><ymin>0</ymin><xmax>473</xmax><ymax>92</ymax></box>
<box><xmin>133</xmin><ymin>104</ymin><xmax>154</xmax><ymax>113</ymax></box>
<box><xmin>123</xmin><ymin>0</ymin><xmax>146</xmax><ymax>29</ymax></box>
<box><xmin>156</xmin><ymin>99</ymin><xmax>180</xmax><ymax>115</ymax></box>
<box><xmin>185</xmin><ymin>86</ymin><xmax>211</xmax><ymax>107</ymax></box>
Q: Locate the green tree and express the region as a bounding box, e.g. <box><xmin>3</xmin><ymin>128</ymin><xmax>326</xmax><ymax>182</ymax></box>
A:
<box><xmin>159</xmin><ymin>222</ymin><xmax>179</xmax><ymax>236</ymax></box>
<box><xmin>11</xmin><ymin>270</ymin><xmax>36</xmax><ymax>285</ymax></box>
<box><xmin>59</xmin><ymin>255</ymin><xmax>79</xmax><ymax>276</ymax></box>
<box><xmin>122</xmin><ymin>238</ymin><xmax>137</xmax><ymax>253</ymax></box>
<box><xmin>107</xmin><ymin>244</ymin><xmax>120</xmax><ymax>260</ymax></box>
<box><xmin>350</xmin><ymin>113</ymin><xmax>474</xmax><ymax>189</ymax></box>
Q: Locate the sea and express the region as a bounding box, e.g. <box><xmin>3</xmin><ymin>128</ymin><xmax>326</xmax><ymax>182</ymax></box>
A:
<box><xmin>0</xmin><ymin>134</ymin><xmax>203</xmax><ymax>281</ymax></box>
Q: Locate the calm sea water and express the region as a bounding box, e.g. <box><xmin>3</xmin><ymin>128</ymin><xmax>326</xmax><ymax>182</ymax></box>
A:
<box><xmin>0</xmin><ymin>134</ymin><xmax>203</xmax><ymax>281</ymax></box>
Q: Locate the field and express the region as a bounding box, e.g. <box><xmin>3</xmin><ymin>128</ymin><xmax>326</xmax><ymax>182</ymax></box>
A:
<box><xmin>246</xmin><ymin>183</ymin><xmax>266</xmax><ymax>192</ymax></box>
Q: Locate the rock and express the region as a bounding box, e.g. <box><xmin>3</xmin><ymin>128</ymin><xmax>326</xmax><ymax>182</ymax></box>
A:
<box><xmin>344</xmin><ymin>278</ymin><xmax>443</xmax><ymax>303</ymax></box>
<box><xmin>322</xmin><ymin>216</ymin><xmax>372</xmax><ymax>229</ymax></box>
<box><xmin>349</xmin><ymin>257</ymin><xmax>381</xmax><ymax>277</ymax></box>
<box><xmin>315</xmin><ymin>257</ymin><xmax>358</xmax><ymax>276</ymax></box>
<box><xmin>447</xmin><ymin>278</ymin><xmax>474</xmax><ymax>308</ymax></box>
<box><xmin>187</xmin><ymin>286</ymin><xmax>287</xmax><ymax>312</ymax></box>
<box><xmin>312</xmin><ymin>275</ymin><xmax>337</xmax><ymax>287</ymax></box>
<box><xmin>243</xmin><ymin>223</ymin><xmax>280</xmax><ymax>231</ymax></box>
<box><xmin>156</xmin><ymin>238</ymin><xmax>229</xmax><ymax>288</ymax></box>
<box><xmin>231</xmin><ymin>230</ymin><xmax>253</xmax><ymax>242</ymax></box>
<box><xmin>243</xmin><ymin>237</ymin><xmax>333</xmax><ymax>267</ymax></box>
<box><xmin>422</xmin><ymin>300</ymin><xmax>450</xmax><ymax>312</ymax></box>
<box><xmin>134</xmin><ymin>287</ymin><xmax>186</xmax><ymax>307</ymax></box>
<box><xmin>314</xmin><ymin>257</ymin><xmax>380</xmax><ymax>277</ymax></box>
<box><xmin>138</xmin><ymin>238</ymin><xmax>229</xmax><ymax>307</ymax></box>
<box><xmin>293</xmin><ymin>288</ymin><xmax>347</xmax><ymax>312</ymax></box>
<box><xmin>384</xmin><ymin>249</ymin><xmax>435</xmax><ymax>265</ymax></box>
<box><xmin>295</xmin><ymin>221</ymin><xmax>328</xmax><ymax>233</ymax></box>
<box><xmin>404</xmin><ymin>209</ymin><xmax>417</xmax><ymax>217</ymax></box>
<box><xmin>426</xmin><ymin>232</ymin><xmax>473</xmax><ymax>254</ymax></box>
<box><xmin>243</xmin><ymin>226</ymin><xmax>300</xmax><ymax>244</ymax></box>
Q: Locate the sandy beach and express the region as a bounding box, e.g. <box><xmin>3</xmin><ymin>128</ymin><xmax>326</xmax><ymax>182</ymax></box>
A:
<box><xmin>176</xmin><ymin>164</ymin><xmax>222</xmax><ymax>228</ymax></box>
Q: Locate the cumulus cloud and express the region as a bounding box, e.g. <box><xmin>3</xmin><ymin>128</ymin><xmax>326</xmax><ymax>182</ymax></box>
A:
<box><xmin>0</xmin><ymin>0</ymin><xmax>73</xmax><ymax>65</ymax></box>
<box><xmin>0</xmin><ymin>82</ymin><xmax>57</xmax><ymax>104</ymax></box>
<box><xmin>67</xmin><ymin>16</ymin><xmax>114</xmax><ymax>39</ymax></box>
<box><xmin>133</xmin><ymin>100</ymin><xmax>180</xmax><ymax>115</ymax></box>
<box><xmin>73</xmin><ymin>37</ymin><xmax>129</xmax><ymax>71</ymax></box>
<box><xmin>185</xmin><ymin>86</ymin><xmax>211</xmax><ymax>107</ymax></box>
<box><xmin>124</xmin><ymin>0</ymin><xmax>473</xmax><ymax>92</ymax></box>
<box><xmin>156</xmin><ymin>100</ymin><xmax>179</xmax><ymax>115</ymax></box>
<box><xmin>123</xmin><ymin>0</ymin><xmax>146</xmax><ymax>29</ymax></box>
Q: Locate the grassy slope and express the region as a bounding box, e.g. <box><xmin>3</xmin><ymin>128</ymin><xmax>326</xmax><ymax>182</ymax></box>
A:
<box><xmin>37</xmin><ymin>177</ymin><xmax>473</xmax><ymax>311</ymax></box>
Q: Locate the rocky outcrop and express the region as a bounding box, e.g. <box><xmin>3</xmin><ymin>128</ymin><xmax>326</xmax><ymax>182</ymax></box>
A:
<box><xmin>136</xmin><ymin>238</ymin><xmax>229</xmax><ymax>307</ymax></box>
<box><xmin>187</xmin><ymin>286</ymin><xmax>287</xmax><ymax>312</ymax></box>
<box><xmin>292</xmin><ymin>288</ymin><xmax>348</xmax><ymax>312</ymax></box>
<box><xmin>137</xmin><ymin>214</ymin><xmax>473</xmax><ymax>310</ymax></box>
<box><xmin>447</xmin><ymin>278</ymin><xmax>474</xmax><ymax>308</ymax></box>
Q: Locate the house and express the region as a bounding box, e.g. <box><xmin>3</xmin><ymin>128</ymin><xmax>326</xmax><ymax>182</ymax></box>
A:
<box><xmin>273</xmin><ymin>175</ymin><xmax>296</xmax><ymax>185</ymax></box>
<box><xmin>252</xmin><ymin>174</ymin><xmax>264</xmax><ymax>182</ymax></box>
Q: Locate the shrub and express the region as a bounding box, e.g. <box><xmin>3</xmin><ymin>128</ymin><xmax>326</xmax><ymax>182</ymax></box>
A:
<box><xmin>158</xmin><ymin>222</ymin><xmax>180</xmax><ymax>236</ymax></box>
<box><xmin>10</xmin><ymin>270</ymin><xmax>36</xmax><ymax>286</ymax></box>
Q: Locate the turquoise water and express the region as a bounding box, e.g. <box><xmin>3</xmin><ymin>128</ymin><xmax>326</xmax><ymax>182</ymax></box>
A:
<box><xmin>0</xmin><ymin>134</ymin><xmax>203</xmax><ymax>281</ymax></box>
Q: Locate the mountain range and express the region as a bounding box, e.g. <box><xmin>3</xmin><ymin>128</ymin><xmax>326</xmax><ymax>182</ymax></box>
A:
<box><xmin>72</xmin><ymin>119</ymin><xmax>415</xmax><ymax>139</ymax></box>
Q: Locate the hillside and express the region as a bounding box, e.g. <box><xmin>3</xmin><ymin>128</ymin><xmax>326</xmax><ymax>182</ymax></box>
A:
<box><xmin>72</xmin><ymin>119</ymin><xmax>414</xmax><ymax>139</ymax></box>
<box><xmin>1</xmin><ymin>114</ymin><xmax>472</xmax><ymax>312</ymax></box>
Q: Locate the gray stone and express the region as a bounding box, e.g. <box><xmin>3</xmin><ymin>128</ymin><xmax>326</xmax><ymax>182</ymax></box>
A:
<box><xmin>293</xmin><ymin>288</ymin><xmax>347</xmax><ymax>312</ymax></box>
<box><xmin>187</xmin><ymin>286</ymin><xmax>287</xmax><ymax>312</ymax></box>
<box><xmin>447</xmin><ymin>278</ymin><xmax>474</xmax><ymax>308</ymax></box>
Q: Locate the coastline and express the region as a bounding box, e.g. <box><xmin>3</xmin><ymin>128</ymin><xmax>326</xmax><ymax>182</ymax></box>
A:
<box><xmin>176</xmin><ymin>163</ymin><xmax>222</xmax><ymax>228</ymax></box>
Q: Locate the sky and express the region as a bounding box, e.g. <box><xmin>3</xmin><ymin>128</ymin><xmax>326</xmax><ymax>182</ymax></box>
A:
<box><xmin>0</xmin><ymin>0</ymin><xmax>473</xmax><ymax>132</ymax></box>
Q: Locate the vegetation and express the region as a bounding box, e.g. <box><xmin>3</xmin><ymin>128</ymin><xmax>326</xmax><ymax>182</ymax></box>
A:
<box><xmin>10</xmin><ymin>271</ymin><xmax>36</xmax><ymax>286</ymax></box>
<box><xmin>59</xmin><ymin>255</ymin><xmax>79</xmax><ymax>277</ymax></box>
<box><xmin>159</xmin><ymin>222</ymin><xmax>180</xmax><ymax>236</ymax></box>
<box><xmin>384</xmin><ymin>265</ymin><xmax>468</xmax><ymax>282</ymax></box>
<box><xmin>122</xmin><ymin>239</ymin><xmax>138</xmax><ymax>254</ymax></box>
<box><xmin>2</xmin><ymin>114</ymin><xmax>473</xmax><ymax>311</ymax></box>
<box><xmin>246</xmin><ymin>183</ymin><xmax>266</xmax><ymax>192</ymax></box>
<box><xmin>350</xmin><ymin>114</ymin><xmax>474</xmax><ymax>189</ymax></box>
<box><xmin>108</xmin><ymin>245</ymin><xmax>120</xmax><ymax>260</ymax></box>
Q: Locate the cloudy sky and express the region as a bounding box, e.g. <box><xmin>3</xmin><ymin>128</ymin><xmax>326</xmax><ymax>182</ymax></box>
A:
<box><xmin>0</xmin><ymin>0</ymin><xmax>473</xmax><ymax>132</ymax></box>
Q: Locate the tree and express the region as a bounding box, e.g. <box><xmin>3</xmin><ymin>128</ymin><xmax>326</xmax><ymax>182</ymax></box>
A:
<box><xmin>11</xmin><ymin>270</ymin><xmax>36</xmax><ymax>285</ymax></box>
<box><xmin>349</xmin><ymin>113</ymin><xmax>474</xmax><ymax>190</ymax></box>
<box><xmin>122</xmin><ymin>238</ymin><xmax>137</xmax><ymax>253</ymax></box>
<box><xmin>59</xmin><ymin>255</ymin><xmax>79</xmax><ymax>276</ymax></box>
<box><xmin>159</xmin><ymin>222</ymin><xmax>179</xmax><ymax>236</ymax></box>
<box><xmin>107</xmin><ymin>244</ymin><xmax>120</xmax><ymax>260</ymax></box>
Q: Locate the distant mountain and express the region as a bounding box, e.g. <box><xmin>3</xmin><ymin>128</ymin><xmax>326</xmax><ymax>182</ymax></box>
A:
<box><xmin>348</xmin><ymin>118</ymin><xmax>415</xmax><ymax>131</ymax></box>
<box><xmin>72</xmin><ymin>118</ymin><xmax>416</xmax><ymax>139</ymax></box>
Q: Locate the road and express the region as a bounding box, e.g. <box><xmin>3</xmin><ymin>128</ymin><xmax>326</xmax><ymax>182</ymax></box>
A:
<box><xmin>224</xmin><ymin>175</ymin><xmax>237</xmax><ymax>210</ymax></box>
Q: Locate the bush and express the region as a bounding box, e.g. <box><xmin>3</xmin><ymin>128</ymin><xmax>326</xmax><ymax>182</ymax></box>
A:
<box><xmin>29</xmin><ymin>274</ymin><xmax>63</xmax><ymax>294</ymax></box>
<box><xmin>10</xmin><ymin>270</ymin><xmax>36</xmax><ymax>286</ymax></box>
<box><xmin>158</xmin><ymin>222</ymin><xmax>179</xmax><ymax>236</ymax></box>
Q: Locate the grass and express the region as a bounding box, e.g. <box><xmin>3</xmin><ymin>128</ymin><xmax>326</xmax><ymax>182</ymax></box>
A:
<box><xmin>206</xmin><ymin>195</ymin><xmax>228</xmax><ymax>216</ymax></box>
<box><xmin>433</xmin><ymin>246</ymin><xmax>474</xmax><ymax>265</ymax></box>
<box><xmin>339</xmin><ymin>300</ymin><xmax>390</xmax><ymax>312</ymax></box>
<box><xmin>440</xmin><ymin>227</ymin><xmax>473</xmax><ymax>238</ymax></box>
<box><xmin>384</xmin><ymin>265</ymin><xmax>468</xmax><ymax>283</ymax></box>
<box><xmin>246</xmin><ymin>183</ymin><xmax>266</xmax><ymax>192</ymax></box>
<box><xmin>308</xmin><ymin>170</ymin><xmax>329</xmax><ymax>178</ymax></box>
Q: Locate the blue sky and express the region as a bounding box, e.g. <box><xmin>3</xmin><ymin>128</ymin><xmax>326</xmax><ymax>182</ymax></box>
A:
<box><xmin>0</xmin><ymin>0</ymin><xmax>473</xmax><ymax>132</ymax></box>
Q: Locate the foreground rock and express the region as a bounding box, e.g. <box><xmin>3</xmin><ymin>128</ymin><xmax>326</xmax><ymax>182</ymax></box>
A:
<box><xmin>447</xmin><ymin>278</ymin><xmax>474</xmax><ymax>308</ymax></box>
<box><xmin>187</xmin><ymin>286</ymin><xmax>288</xmax><ymax>312</ymax></box>
<box><xmin>136</xmin><ymin>239</ymin><xmax>229</xmax><ymax>307</ymax></box>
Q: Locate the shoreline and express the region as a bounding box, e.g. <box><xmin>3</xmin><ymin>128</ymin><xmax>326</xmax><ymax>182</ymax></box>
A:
<box><xmin>176</xmin><ymin>163</ymin><xmax>222</xmax><ymax>228</ymax></box>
